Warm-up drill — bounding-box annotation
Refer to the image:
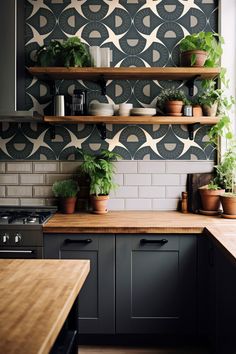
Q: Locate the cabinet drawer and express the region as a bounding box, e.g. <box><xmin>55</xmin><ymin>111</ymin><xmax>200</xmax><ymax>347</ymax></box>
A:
<box><xmin>118</xmin><ymin>234</ymin><xmax>180</xmax><ymax>251</ymax></box>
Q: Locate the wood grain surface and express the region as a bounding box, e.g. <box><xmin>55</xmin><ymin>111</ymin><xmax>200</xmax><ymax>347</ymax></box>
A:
<box><xmin>43</xmin><ymin>115</ymin><xmax>219</xmax><ymax>125</ymax></box>
<box><xmin>0</xmin><ymin>259</ymin><xmax>90</xmax><ymax>354</ymax></box>
<box><xmin>28</xmin><ymin>67</ymin><xmax>220</xmax><ymax>81</ymax></box>
<box><xmin>43</xmin><ymin>211</ymin><xmax>236</xmax><ymax>261</ymax></box>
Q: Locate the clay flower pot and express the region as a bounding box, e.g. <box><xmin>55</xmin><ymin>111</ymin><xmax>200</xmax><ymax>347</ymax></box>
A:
<box><xmin>220</xmin><ymin>194</ymin><xmax>236</xmax><ymax>217</ymax></box>
<box><xmin>165</xmin><ymin>100</ymin><xmax>183</xmax><ymax>116</ymax></box>
<box><xmin>181</xmin><ymin>50</ymin><xmax>208</xmax><ymax>67</ymax></box>
<box><xmin>91</xmin><ymin>195</ymin><xmax>109</xmax><ymax>214</ymax></box>
<box><xmin>59</xmin><ymin>197</ymin><xmax>77</xmax><ymax>214</ymax></box>
<box><xmin>192</xmin><ymin>105</ymin><xmax>203</xmax><ymax>117</ymax></box>
<box><xmin>202</xmin><ymin>102</ymin><xmax>218</xmax><ymax>117</ymax></box>
<box><xmin>199</xmin><ymin>188</ymin><xmax>225</xmax><ymax>211</ymax></box>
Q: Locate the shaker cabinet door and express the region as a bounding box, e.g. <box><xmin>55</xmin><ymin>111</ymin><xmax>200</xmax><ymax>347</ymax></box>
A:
<box><xmin>116</xmin><ymin>234</ymin><xmax>197</xmax><ymax>334</ymax></box>
<box><xmin>44</xmin><ymin>233</ymin><xmax>115</xmax><ymax>334</ymax></box>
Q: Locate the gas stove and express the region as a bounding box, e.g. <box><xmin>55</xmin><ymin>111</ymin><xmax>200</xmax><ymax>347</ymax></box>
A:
<box><xmin>0</xmin><ymin>206</ymin><xmax>57</xmax><ymax>259</ymax></box>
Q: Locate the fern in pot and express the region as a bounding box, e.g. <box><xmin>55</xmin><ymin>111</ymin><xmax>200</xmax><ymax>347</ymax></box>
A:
<box><xmin>77</xmin><ymin>149</ymin><xmax>121</xmax><ymax>214</ymax></box>
<box><xmin>52</xmin><ymin>179</ymin><xmax>79</xmax><ymax>214</ymax></box>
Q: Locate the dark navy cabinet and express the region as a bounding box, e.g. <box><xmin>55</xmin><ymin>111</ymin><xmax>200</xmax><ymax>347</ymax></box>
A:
<box><xmin>44</xmin><ymin>234</ymin><xmax>115</xmax><ymax>334</ymax></box>
<box><xmin>44</xmin><ymin>233</ymin><xmax>197</xmax><ymax>336</ymax></box>
<box><xmin>208</xmin><ymin>239</ymin><xmax>236</xmax><ymax>354</ymax></box>
<box><xmin>116</xmin><ymin>234</ymin><xmax>197</xmax><ymax>334</ymax></box>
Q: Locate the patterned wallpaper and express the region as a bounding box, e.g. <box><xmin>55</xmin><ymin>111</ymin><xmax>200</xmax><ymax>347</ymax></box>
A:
<box><xmin>0</xmin><ymin>0</ymin><xmax>218</xmax><ymax>161</ymax></box>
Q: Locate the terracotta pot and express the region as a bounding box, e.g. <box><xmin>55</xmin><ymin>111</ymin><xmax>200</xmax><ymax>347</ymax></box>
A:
<box><xmin>59</xmin><ymin>197</ymin><xmax>77</xmax><ymax>214</ymax></box>
<box><xmin>199</xmin><ymin>188</ymin><xmax>225</xmax><ymax>211</ymax></box>
<box><xmin>181</xmin><ymin>50</ymin><xmax>208</xmax><ymax>67</ymax></box>
<box><xmin>192</xmin><ymin>105</ymin><xmax>203</xmax><ymax>117</ymax></box>
<box><xmin>220</xmin><ymin>195</ymin><xmax>236</xmax><ymax>215</ymax></box>
<box><xmin>91</xmin><ymin>195</ymin><xmax>109</xmax><ymax>214</ymax></box>
<box><xmin>165</xmin><ymin>100</ymin><xmax>183</xmax><ymax>116</ymax></box>
<box><xmin>202</xmin><ymin>102</ymin><xmax>218</xmax><ymax>117</ymax></box>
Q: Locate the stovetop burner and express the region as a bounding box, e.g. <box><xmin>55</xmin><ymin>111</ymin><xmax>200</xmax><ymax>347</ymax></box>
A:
<box><xmin>0</xmin><ymin>207</ymin><xmax>57</xmax><ymax>226</ymax></box>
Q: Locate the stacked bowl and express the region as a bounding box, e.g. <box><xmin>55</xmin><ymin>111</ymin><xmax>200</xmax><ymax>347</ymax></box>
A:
<box><xmin>89</xmin><ymin>103</ymin><xmax>114</xmax><ymax>116</ymax></box>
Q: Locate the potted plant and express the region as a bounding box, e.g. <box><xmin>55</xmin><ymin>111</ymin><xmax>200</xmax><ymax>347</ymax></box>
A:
<box><xmin>179</xmin><ymin>31</ymin><xmax>223</xmax><ymax>67</ymax></box>
<box><xmin>156</xmin><ymin>87</ymin><xmax>187</xmax><ymax>116</ymax></box>
<box><xmin>215</xmin><ymin>146</ymin><xmax>236</xmax><ymax>217</ymax></box>
<box><xmin>52</xmin><ymin>179</ymin><xmax>79</xmax><ymax>214</ymax></box>
<box><xmin>198</xmin><ymin>180</ymin><xmax>225</xmax><ymax>214</ymax></box>
<box><xmin>77</xmin><ymin>149</ymin><xmax>121</xmax><ymax>214</ymax></box>
<box><xmin>36</xmin><ymin>37</ymin><xmax>91</xmax><ymax>67</ymax></box>
<box><xmin>198</xmin><ymin>80</ymin><xmax>222</xmax><ymax>116</ymax></box>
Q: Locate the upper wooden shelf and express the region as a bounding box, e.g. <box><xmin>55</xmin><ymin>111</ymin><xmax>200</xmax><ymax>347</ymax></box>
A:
<box><xmin>44</xmin><ymin>115</ymin><xmax>220</xmax><ymax>125</ymax></box>
<box><xmin>28</xmin><ymin>67</ymin><xmax>221</xmax><ymax>81</ymax></box>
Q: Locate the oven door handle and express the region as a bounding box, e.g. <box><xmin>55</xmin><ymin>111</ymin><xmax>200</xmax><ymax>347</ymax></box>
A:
<box><xmin>0</xmin><ymin>250</ymin><xmax>34</xmax><ymax>254</ymax></box>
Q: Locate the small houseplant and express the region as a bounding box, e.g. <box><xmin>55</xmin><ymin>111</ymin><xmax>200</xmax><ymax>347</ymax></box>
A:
<box><xmin>156</xmin><ymin>87</ymin><xmax>187</xmax><ymax>116</ymax></box>
<box><xmin>179</xmin><ymin>31</ymin><xmax>223</xmax><ymax>67</ymax></box>
<box><xmin>52</xmin><ymin>179</ymin><xmax>79</xmax><ymax>214</ymax></box>
<box><xmin>77</xmin><ymin>149</ymin><xmax>121</xmax><ymax>214</ymax></box>
<box><xmin>36</xmin><ymin>37</ymin><xmax>91</xmax><ymax>67</ymax></box>
<box><xmin>198</xmin><ymin>80</ymin><xmax>222</xmax><ymax>116</ymax></box>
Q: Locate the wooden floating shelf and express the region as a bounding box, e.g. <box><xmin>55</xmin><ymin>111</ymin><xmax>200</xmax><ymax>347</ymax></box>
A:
<box><xmin>44</xmin><ymin>115</ymin><xmax>220</xmax><ymax>125</ymax></box>
<box><xmin>28</xmin><ymin>67</ymin><xmax>221</xmax><ymax>81</ymax></box>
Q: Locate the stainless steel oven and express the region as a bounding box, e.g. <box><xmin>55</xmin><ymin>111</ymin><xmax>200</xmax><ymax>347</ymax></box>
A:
<box><xmin>0</xmin><ymin>206</ymin><xmax>56</xmax><ymax>259</ymax></box>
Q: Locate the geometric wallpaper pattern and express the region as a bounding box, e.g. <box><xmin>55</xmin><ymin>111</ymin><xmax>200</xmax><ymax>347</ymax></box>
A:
<box><xmin>0</xmin><ymin>0</ymin><xmax>218</xmax><ymax>160</ymax></box>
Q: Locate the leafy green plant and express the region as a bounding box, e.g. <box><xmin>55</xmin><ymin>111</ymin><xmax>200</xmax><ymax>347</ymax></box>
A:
<box><xmin>77</xmin><ymin>149</ymin><xmax>121</xmax><ymax>196</ymax></box>
<box><xmin>52</xmin><ymin>179</ymin><xmax>79</xmax><ymax>198</ymax></box>
<box><xmin>36</xmin><ymin>40</ymin><xmax>64</xmax><ymax>67</ymax></box>
<box><xmin>156</xmin><ymin>87</ymin><xmax>187</xmax><ymax>111</ymax></box>
<box><xmin>212</xmin><ymin>145</ymin><xmax>236</xmax><ymax>193</ymax></box>
<box><xmin>179</xmin><ymin>31</ymin><xmax>223</xmax><ymax>67</ymax></box>
<box><xmin>36</xmin><ymin>37</ymin><xmax>91</xmax><ymax>67</ymax></box>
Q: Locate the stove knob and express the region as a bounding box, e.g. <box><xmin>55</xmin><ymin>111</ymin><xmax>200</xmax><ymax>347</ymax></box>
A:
<box><xmin>2</xmin><ymin>233</ymin><xmax>9</xmax><ymax>243</ymax></box>
<box><xmin>15</xmin><ymin>233</ymin><xmax>22</xmax><ymax>243</ymax></box>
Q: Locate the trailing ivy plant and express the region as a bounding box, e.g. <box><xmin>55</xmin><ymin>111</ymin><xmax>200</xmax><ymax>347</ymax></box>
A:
<box><xmin>77</xmin><ymin>149</ymin><xmax>121</xmax><ymax>196</ymax></box>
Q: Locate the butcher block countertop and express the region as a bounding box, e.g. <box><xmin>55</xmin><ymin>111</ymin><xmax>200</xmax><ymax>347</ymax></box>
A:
<box><xmin>0</xmin><ymin>259</ymin><xmax>90</xmax><ymax>354</ymax></box>
<box><xmin>43</xmin><ymin>211</ymin><xmax>236</xmax><ymax>261</ymax></box>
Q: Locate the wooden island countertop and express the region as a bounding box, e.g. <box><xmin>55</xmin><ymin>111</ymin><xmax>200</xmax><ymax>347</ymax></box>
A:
<box><xmin>43</xmin><ymin>211</ymin><xmax>236</xmax><ymax>261</ymax></box>
<box><xmin>0</xmin><ymin>259</ymin><xmax>90</xmax><ymax>354</ymax></box>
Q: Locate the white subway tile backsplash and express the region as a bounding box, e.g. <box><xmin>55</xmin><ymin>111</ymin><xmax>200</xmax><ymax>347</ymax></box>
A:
<box><xmin>125</xmin><ymin>199</ymin><xmax>152</xmax><ymax>210</ymax></box>
<box><xmin>111</xmin><ymin>186</ymin><xmax>138</xmax><ymax>198</ymax></box>
<box><xmin>108</xmin><ymin>199</ymin><xmax>125</xmax><ymax>210</ymax></box>
<box><xmin>114</xmin><ymin>161</ymin><xmax>137</xmax><ymax>173</ymax></box>
<box><xmin>33</xmin><ymin>162</ymin><xmax>59</xmax><ymax>173</ymax></box>
<box><xmin>138</xmin><ymin>161</ymin><xmax>165</xmax><ymax>173</ymax></box>
<box><xmin>0</xmin><ymin>186</ymin><xmax>5</xmax><ymax>197</ymax></box>
<box><xmin>125</xmin><ymin>174</ymin><xmax>151</xmax><ymax>186</ymax></box>
<box><xmin>166</xmin><ymin>161</ymin><xmax>214</xmax><ymax>173</ymax></box>
<box><xmin>20</xmin><ymin>174</ymin><xmax>45</xmax><ymax>185</ymax></box>
<box><xmin>60</xmin><ymin>162</ymin><xmax>80</xmax><ymax>173</ymax></box>
<box><xmin>7</xmin><ymin>186</ymin><xmax>32</xmax><ymax>197</ymax></box>
<box><xmin>166</xmin><ymin>186</ymin><xmax>185</xmax><ymax>199</ymax></box>
<box><xmin>139</xmin><ymin>186</ymin><xmax>165</xmax><ymax>198</ymax></box>
<box><xmin>0</xmin><ymin>174</ymin><xmax>18</xmax><ymax>185</ymax></box>
<box><xmin>33</xmin><ymin>186</ymin><xmax>53</xmax><ymax>197</ymax></box>
<box><xmin>0</xmin><ymin>163</ymin><xmax>5</xmax><ymax>173</ymax></box>
<box><xmin>45</xmin><ymin>174</ymin><xmax>73</xmax><ymax>185</ymax></box>
<box><xmin>152</xmin><ymin>174</ymin><xmax>180</xmax><ymax>186</ymax></box>
<box><xmin>6</xmin><ymin>162</ymin><xmax>32</xmax><ymax>173</ymax></box>
<box><xmin>20</xmin><ymin>198</ymin><xmax>45</xmax><ymax>206</ymax></box>
<box><xmin>113</xmin><ymin>174</ymin><xmax>124</xmax><ymax>186</ymax></box>
<box><xmin>152</xmin><ymin>199</ymin><xmax>180</xmax><ymax>210</ymax></box>
<box><xmin>0</xmin><ymin>198</ymin><xmax>19</xmax><ymax>206</ymax></box>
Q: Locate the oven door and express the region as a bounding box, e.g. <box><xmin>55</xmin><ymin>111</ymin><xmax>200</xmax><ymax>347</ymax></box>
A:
<box><xmin>0</xmin><ymin>247</ymin><xmax>43</xmax><ymax>259</ymax></box>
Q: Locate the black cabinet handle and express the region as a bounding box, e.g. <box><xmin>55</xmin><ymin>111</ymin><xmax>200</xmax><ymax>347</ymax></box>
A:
<box><xmin>64</xmin><ymin>238</ymin><xmax>92</xmax><ymax>244</ymax></box>
<box><xmin>140</xmin><ymin>239</ymin><xmax>168</xmax><ymax>245</ymax></box>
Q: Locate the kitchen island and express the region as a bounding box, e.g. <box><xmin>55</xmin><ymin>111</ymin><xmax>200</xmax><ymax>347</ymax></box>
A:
<box><xmin>0</xmin><ymin>259</ymin><xmax>90</xmax><ymax>354</ymax></box>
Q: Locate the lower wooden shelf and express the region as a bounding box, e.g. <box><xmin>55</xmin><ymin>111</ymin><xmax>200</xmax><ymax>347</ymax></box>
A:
<box><xmin>43</xmin><ymin>115</ymin><xmax>219</xmax><ymax>125</ymax></box>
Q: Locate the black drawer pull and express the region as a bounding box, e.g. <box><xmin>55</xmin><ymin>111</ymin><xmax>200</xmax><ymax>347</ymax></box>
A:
<box><xmin>140</xmin><ymin>239</ymin><xmax>168</xmax><ymax>245</ymax></box>
<box><xmin>64</xmin><ymin>238</ymin><xmax>92</xmax><ymax>244</ymax></box>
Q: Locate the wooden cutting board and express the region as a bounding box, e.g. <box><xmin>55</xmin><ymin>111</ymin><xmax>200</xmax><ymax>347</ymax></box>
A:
<box><xmin>187</xmin><ymin>173</ymin><xmax>214</xmax><ymax>213</ymax></box>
